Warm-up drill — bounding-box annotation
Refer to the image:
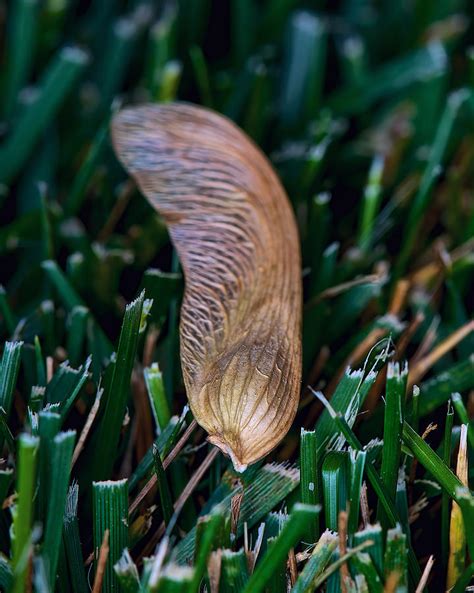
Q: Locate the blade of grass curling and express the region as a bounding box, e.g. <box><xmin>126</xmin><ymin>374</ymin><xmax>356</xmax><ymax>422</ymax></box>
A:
<box><xmin>313</xmin><ymin>365</ymin><xmax>378</xmax><ymax>454</ymax></box>
<box><xmin>394</xmin><ymin>88</ymin><xmax>472</xmax><ymax>280</ymax></box>
<box><xmin>402</xmin><ymin>421</ymin><xmax>463</xmax><ymax>501</ymax></box>
<box><xmin>93</xmin><ymin>479</ymin><xmax>129</xmax><ymax>593</ymax></box>
<box><xmin>0</xmin><ymin>341</ymin><xmax>23</xmax><ymax>418</ymax></box>
<box><xmin>0</xmin><ymin>46</ymin><xmax>90</xmax><ymax>186</ymax></box>
<box><xmin>241</xmin><ymin>504</ymin><xmax>319</xmax><ymax>593</ymax></box>
<box><xmin>349</xmin><ymin>553</ymin><xmax>383</xmax><ymax>593</ymax></box>
<box><xmin>357</xmin><ymin>155</ymin><xmax>384</xmax><ymax>253</ymax></box>
<box><xmin>42</xmin><ymin>430</ymin><xmax>75</xmax><ymax>588</ymax></box>
<box><xmin>378</xmin><ymin>361</ymin><xmax>407</xmax><ymax>529</ymax></box>
<box><xmin>114</xmin><ymin>550</ymin><xmax>140</xmax><ymax>593</ymax></box>
<box><xmin>442</xmin><ymin>402</ymin><xmax>454</xmax><ymax>569</ymax></box>
<box><xmin>220</xmin><ymin>549</ymin><xmax>249</xmax><ymax>593</ymax></box>
<box><xmin>2</xmin><ymin>0</ymin><xmax>38</xmax><ymax>119</ymax></box>
<box><xmin>384</xmin><ymin>526</ymin><xmax>408</xmax><ymax>591</ymax></box>
<box><xmin>88</xmin><ymin>291</ymin><xmax>145</xmax><ymax>481</ymax></box>
<box><xmin>144</xmin><ymin>364</ymin><xmax>171</xmax><ymax>432</ymax></box>
<box><xmin>11</xmin><ymin>434</ymin><xmax>39</xmax><ymax>593</ymax></box>
<box><xmin>348</xmin><ymin>449</ymin><xmax>366</xmax><ymax>536</ymax></box>
<box><xmin>291</xmin><ymin>530</ymin><xmax>338</xmax><ymax>593</ymax></box>
<box><xmin>300</xmin><ymin>429</ymin><xmax>319</xmax><ymax>542</ymax></box>
<box><xmin>63</xmin><ymin>484</ymin><xmax>88</xmax><ymax>593</ymax></box>
<box><xmin>447</xmin><ymin>424</ymin><xmax>468</xmax><ymax>589</ymax></box>
<box><xmin>152</xmin><ymin>444</ymin><xmax>173</xmax><ymax>527</ymax></box>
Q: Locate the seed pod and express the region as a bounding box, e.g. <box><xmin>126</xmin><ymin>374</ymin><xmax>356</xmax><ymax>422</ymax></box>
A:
<box><xmin>111</xmin><ymin>103</ymin><xmax>302</xmax><ymax>471</ymax></box>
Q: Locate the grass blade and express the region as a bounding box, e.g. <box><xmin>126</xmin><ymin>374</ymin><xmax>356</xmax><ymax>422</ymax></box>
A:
<box><xmin>291</xmin><ymin>530</ymin><xmax>338</xmax><ymax>593</ymax></box>
<box><xmin>42</xmin><ymin>430</ymin><xmax>76</xmax><ymax>588</ymax></box>
<box><xmin>11</xmin><ymin>434</ymin><xmax>39</xmax><ymax>593</ymax></box>
<box><xmin>63</xmin><ymin>483</ymin><xmax>88</xmax><ymax>593</ymax></box>
<box><xmin>0</xmin><ymin>341</ymin><xmax>23</xmax><ymax>418</ymax></box>
<box><xmin>241</xmin><ymin>503</ymin><xmax>319</xmax><ymax>593</ymax></box>
<box><xmin>0</xmin><ymin>46</ymin><xmax>90</xmax><ymax>185</ymax></box>
<box><xmin>93</xmin><ymin>479</ymin><xmax>129</xmax><ymax>593</ymax></box>
<box><xmin>87</xmin><ymin>291</ymin><xmax>144</xmax><ymax>481</ymax></box>
<box><xmin>300</xmin><ymin>429</ymin><xmax>319</xmax><ymax>542</ymax></box>
<box><xmin>378</xmin><ymin>361</ymin><xmax>407</xmax><ymax>528</ymax></box>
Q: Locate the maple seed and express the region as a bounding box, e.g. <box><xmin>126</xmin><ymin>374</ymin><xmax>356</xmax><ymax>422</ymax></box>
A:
<box><xmin>111</xmin><ymin>102</ymin><xmax>302</xmax><ymax>471</ymax></box>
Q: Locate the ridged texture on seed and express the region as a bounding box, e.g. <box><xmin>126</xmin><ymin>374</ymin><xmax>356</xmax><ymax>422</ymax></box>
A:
<box><xmin>111</xmin><ymin>103</ymin><xmax>302</xmax><ymax>471</ymax></box>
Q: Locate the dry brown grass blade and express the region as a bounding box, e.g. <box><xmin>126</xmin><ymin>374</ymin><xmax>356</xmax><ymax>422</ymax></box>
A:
<box><xmin>92</xmin><ymin>529</ymin><xmax>109</xmax><ymax>593</ymax></box>
<box><xmin>112</xmin><ymin>103</ymin><xmax>302</xmax><ymax>472</ymax></box>
<box><xmin>415</xmin><ymin>555</ymin><xmax>435</xmax><ymax>593</ymax></box>
<box><xmin>129</xmin><ymin>419</ymin><xmax>197</xmax><ymax>515</ymax></box>
<box><xmin>138</xmin><ymin>447</ymin><xmax>219</xmax><ymax>560</ymax></box>
<box><xmin>408</xmin><ymin>320</ymin><xmax>474</xmax><ymax>388</ymax></box>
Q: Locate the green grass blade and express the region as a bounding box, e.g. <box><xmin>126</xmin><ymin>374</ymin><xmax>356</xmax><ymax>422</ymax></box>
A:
<box><xmin>114</xmin><ymin>549</ymin><xmax>140</xmax><ymax>593</ymax></box>
<box><xmin>300</xmin><ymin>429</ymin><xmax>319</xmax><ymax>542</ymax></box>
<box><xmin>350</xmin><ymin>552</ymin><xmax>383</xmax><ymax>593</ymax></box>
<box><xmin>322</xmin><ymin>451</ymin><xmax>348</xmax><ymax>530</ymax></box>
<box><xmin>11</xmin><ymin>434</ymin><xmax>39</xmax><ymax>593</ymax></box>
<box><xmin>241</xmin><ymin>504</ymin><xmax>319</xmax><ymax>593</ymax></box>
<box><xmin>37</xmin><ymin>410</ymin><xmax>61</xmax><ymax>523</ymax></box>
<box><xmin>419</xmin><ymin>356</ymin><xmax>474</xmax><ymax>416</ymax></box>
<box><xmin>93</xmin><ymin>479</ymin><xmax>129</xmax><ymax>593</ymax></box>
<box><xmin>402</xmin><ymin>421</ymin><xmax>463</xmax><ymax>501</ymax></box>
<box><xmin>378</xmin><ymin>361</ymin><xmax>407</xmax><ymax>528</ymax></box>
<box><xmin>357</xmin><ymin>155</ymin><xmax>384</xmax><ymax>252</ymax></box>
<box><xmin>87</xmin><ymin>291</ymin><xmax>144</xmax><ymax>481</ymax></box>
<box><xmin>220</xmin><ymin>549</ymin><xmax>249</xmax><ymax>593</ymax></box>
<box><xmin>153</xmin><ymin>444</ymin><xmax>173</xmax><ymax>527</ymax></box>
<box><xmin>394</xmin><ymin>89</ymin><xmax>472</xmax><ymax>279</ymax></box>
<box><xmin>353</xmin><ymin>524</ymin><xmax>384</xmax><ymax>576</ymax></box>
<box><xmin>144</xmin><ymin>364</ymin><xmax>171</xmax><ymax>432</ymax></box>
<box><xmin>384</xmin><ymin>526</ymin><xmax>408</xmax><ymax>591</ymax></box>
<box><xmin>291</xmin><ymin>530</ymin><xmax>338</xmax><ymax>593</ymax></box>
<box><xmin>63</xmin><ymin>483</ymin><xmax>88</xmax><ymax>593</ymax></box>
<box><xmin>0</xmin><ymin>341</ymin><xmax>23</xmax><ymax>418</ymax></box>
<box><xmin>0</xmin><ymin>46</ymin><xmax>90</xmax><ymax>186</ymax></box>
<box><xmin>2</xmin><ymin>0</ymin><xmax>38</xmax><ymax>119</ymax></box>
<box><xmin>348</xmin><ymin>449</ymin><xmax>366</xmax><ymax>535</ymax></box>
<box><xmin>64</xmin><ymin>118</ymin><xmax>110</xmax><ymax>217</ymax></box>
<box><xmin>42</xmin><ymin>430</ymin><xmax>76</xmax><ymax>588</ymax></box>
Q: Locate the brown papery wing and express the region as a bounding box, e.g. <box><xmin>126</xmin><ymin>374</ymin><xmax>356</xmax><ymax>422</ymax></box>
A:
<box><xmin>111</xmin><ymin>103</ymin><xmax>302</xmax><ymax>472</ymax></box>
